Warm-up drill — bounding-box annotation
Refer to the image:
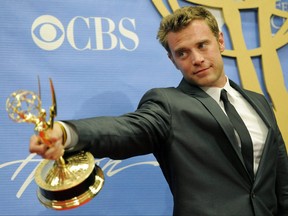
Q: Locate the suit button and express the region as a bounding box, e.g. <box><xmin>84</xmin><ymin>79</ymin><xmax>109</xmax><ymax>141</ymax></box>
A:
<box><xmin>251</xmin><ymin>192</ymin><xmax>256</xmax><ymax>198</ymax></box>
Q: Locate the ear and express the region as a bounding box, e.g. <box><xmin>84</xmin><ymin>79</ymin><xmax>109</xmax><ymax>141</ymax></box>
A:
<box><xmin>218</xmin><ymin>32</ymin><xmax>225</xmax><ymax>52</ymax></box>
<box><xmin>168</xmin><ymin>52</ymin><xmax>179</xmax><ymax>70</ymax></box>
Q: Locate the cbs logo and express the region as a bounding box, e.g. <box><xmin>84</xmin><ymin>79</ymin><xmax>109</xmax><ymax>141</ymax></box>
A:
<box><xmin>31</xmin><ymin>15</ymin><xmax>64</xmax><ymax>51</ymax></box>
<box><xmin>31</xmin><ymin>15</ymin><xmax>139</xmax><ymax>51</ymax></box>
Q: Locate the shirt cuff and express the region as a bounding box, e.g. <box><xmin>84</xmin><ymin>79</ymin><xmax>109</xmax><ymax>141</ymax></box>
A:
<box><xmin>57</xmin><ymin>121</ymin><xmax>78</xmax><ymax>149</ymax></box>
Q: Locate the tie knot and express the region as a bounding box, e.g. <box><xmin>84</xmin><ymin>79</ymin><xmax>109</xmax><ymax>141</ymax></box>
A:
<box><xmin>220</xmin><ymin>89</ymin><xmax>229</xmax><ymax>103</ymax></box>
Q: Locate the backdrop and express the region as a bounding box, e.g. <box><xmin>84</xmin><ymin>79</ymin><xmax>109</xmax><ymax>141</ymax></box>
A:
<box><xmin>0</xmin><ymin>0</ymin><xmax>287</xmax><ymax>215</ymax></box>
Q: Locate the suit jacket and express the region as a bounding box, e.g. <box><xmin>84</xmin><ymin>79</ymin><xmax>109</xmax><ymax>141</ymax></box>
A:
<box><xmin>66</xmin><ymin>78</ymin><xmax>288</xmax><ymax>216</ymax></box>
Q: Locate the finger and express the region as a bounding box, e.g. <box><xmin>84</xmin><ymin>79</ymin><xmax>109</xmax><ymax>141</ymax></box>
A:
<box><xmin>44</xmin><ymin>141</ymin><xmax>64</xmax><ymax>160</ymax></box>
<box><xmin>29</xmin><ymin>135</ymin><xmax>48</xmax><ymax>154</ymax></box>
<box><xmin>38</xmin><ymin>130</ymin><xmax>60</xmax><ymax>147</ymax></box>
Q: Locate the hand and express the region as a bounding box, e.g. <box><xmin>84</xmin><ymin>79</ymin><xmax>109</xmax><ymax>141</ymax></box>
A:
<box><xmin>29</xmin><ymin>122</ymin><xmax>65</xmax><ymax>160</ymax></box>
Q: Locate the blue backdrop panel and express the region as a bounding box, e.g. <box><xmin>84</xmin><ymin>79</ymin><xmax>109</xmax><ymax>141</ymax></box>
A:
<box><xmin>0</xmin><ymin>0</ymin><xmax>287</xmax><ymax>215</ymax></box>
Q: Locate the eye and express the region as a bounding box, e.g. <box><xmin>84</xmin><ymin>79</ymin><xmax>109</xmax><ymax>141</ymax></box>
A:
<box><xmin>198</xmin><ymin>41</ymin><xmax>208</xmax><ymax>49</ymax></box>
<box><xmin>175</xmin><ymin>50</ymin><xmax>188</xmax><ymax>59</ymax></box>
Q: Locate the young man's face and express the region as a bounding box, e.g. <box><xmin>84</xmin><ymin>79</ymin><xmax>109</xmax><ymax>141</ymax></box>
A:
<box><xmin>167</xmin><ymin>19</ymin><xmax>226</xmax><ymax>88</ymax></box>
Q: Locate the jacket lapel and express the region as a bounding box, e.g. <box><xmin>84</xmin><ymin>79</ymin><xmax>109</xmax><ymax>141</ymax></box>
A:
<box><xmin>177</xmin><ymin>79</ymin><xmax>255</xmax><ymax>183</ymax></box>
<box><xmin>229</xmin><ymin>80</ymin><xmax>274</xmax><ymax>181</ymax></box>
<box><xmin>229</xmin><ymin>80</ymin><xmax>271</xmax><ymax>128</ymax></box>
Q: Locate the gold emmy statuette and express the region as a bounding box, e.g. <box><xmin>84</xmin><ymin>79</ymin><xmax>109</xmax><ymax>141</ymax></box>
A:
<box><xmin>6</xmin><ymin>78</ymin><xmax>104</xmax><ymax>210</ymax></box>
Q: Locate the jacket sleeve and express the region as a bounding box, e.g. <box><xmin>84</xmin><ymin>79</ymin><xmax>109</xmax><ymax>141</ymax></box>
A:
<box><xmin>64</xmin><ymin>88</ymin><xmax>172</xmax><ymax>159</ymax></box>
<box><xmin>259</xmin><ymin>94</ymin><xmax>288</xmax><ymax>215</ymax></box>
<box><xmin>275</xmin><ymin>128</ymin><xmax>288</xmax><ymax>216</ymax></box>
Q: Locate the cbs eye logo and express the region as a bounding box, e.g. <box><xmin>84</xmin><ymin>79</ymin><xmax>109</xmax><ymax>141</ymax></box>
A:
<box><xmin>31</xmin><ymin>15</ymin><xmax>65</xmax><ymax>51</ymax></box>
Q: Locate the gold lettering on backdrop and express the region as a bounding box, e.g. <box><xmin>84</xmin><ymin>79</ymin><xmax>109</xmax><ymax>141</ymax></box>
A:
<box><xmin>152</xmin><ymin>0</ymin><xmax>288</xmax><ymax>148</ymax></box>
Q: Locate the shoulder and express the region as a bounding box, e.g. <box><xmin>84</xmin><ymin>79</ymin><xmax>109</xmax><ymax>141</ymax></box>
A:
<box><xmin>140</xmin><ymin>87</ymin><xmax>186</xmax><ymax>102</ymax></box>
<box><xmin>230</xmin><ymin>79</ymin><xmax>270</xmax><ymax>104</ymax></box>
<box><xmin>243</xmin><ymin>89</ymin><xmax>271</xmax><ymax>106</ymax></box>
<box><xmin>230</xmin><ymin>79</ymin><xmax>274</xmax><ymax>112</ymax></box>
<box><xmin>143</xmin><ymin>87</ymin><xmax>181</xmax><ymax>96</ymax></box>
<box><xmin>137</xmin><ymin>87</ymin><xmax>184</xmax><ymax>109</ymax></box>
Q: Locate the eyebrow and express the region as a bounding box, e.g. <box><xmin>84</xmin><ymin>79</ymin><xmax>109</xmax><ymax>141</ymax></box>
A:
<box><xmin>196</xmin><ymin>39</ymin><xmax>209</xmax><ymax>46</ymax></box>
<box><xmin>174</xmin><ymin>39</ymin><xmax>210</xmax><ymax>52</ymax></box>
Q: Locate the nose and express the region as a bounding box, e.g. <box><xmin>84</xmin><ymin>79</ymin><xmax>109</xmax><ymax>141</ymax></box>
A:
<box><xmin>192</xmin><ymin>51</ymin><xmax>204</xmax><ymax>66</ymax></box>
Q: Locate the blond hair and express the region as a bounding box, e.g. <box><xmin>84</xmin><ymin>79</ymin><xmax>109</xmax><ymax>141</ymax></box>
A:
<box><xmin>157</xmin><ymin>6</ymin><xmax>220</xmax><ymax>52</ymax></box>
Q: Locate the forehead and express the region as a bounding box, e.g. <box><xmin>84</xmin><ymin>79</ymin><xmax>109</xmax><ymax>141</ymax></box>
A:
<box><xmin>167</xmin><ymin>20</ymin><xmax>213</xmax><ymax>50</ymax></box>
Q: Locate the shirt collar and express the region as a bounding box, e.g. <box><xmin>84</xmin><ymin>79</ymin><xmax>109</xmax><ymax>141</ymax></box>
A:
<box><xmin>200</xmin><ymin>76</ymin><xmax>230</xmax><ymax>103</ymax></box>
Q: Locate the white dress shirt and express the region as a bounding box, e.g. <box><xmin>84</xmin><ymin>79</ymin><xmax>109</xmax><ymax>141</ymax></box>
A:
<box><xmin>201</xmin><ymin>79</ymin><xmax>268</xmax><ymax>174</ymax></box>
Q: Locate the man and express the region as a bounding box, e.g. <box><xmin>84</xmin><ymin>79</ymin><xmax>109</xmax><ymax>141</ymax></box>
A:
<box><xmin>30</xmin><ymin>6</ymin><xmax>288</xmax><ymax>216</ymax></box>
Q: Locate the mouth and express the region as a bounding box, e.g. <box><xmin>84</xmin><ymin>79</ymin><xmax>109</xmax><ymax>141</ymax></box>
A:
<box><xmin>193</xmin><ymin>67</ymin><xmax>209</xmax><ymax>75</ymax></box>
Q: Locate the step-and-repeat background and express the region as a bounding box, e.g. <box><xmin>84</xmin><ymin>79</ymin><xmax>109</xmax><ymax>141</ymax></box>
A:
<box><xmin>0</xmin><ymin>0</ymin><xmax>287</xmax><ymax>215</ymax></box>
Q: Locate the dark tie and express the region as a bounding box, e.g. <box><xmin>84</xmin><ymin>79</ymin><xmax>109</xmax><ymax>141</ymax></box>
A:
<box><xmin>220</xmin><ymin>89</ymin><xmax>254</xmax><ymax>180</ymax></box>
